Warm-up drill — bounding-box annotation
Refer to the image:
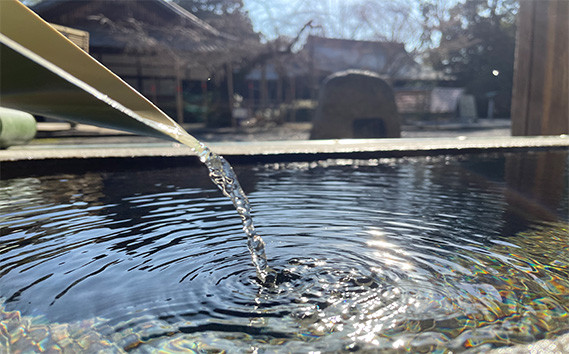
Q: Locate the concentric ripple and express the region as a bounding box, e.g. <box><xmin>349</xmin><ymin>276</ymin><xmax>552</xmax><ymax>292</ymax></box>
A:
<box><xmin>1</xmin><ymin>151</ymin><xmax>568</xmax><ymax>352</ymax></box>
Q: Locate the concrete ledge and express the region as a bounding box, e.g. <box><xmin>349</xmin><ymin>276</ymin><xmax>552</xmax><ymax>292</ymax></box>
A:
<box><xmin>1</xmin><ymin>135</ymin><xmax>568</xmax><ymax>178</ymax></box>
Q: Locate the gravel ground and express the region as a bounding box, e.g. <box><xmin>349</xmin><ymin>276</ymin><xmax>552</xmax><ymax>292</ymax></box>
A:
<box><xmin>191</xmin><ymin>121</ymin><xmax>512</xmax><ymax>141</ymax></box>
<box><xmin>30</xmin><ymin>121</ymin><xmax>512</xmax><ymax>146</ymax></box>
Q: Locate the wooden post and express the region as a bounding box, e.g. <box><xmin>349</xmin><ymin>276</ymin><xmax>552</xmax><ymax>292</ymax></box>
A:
<box><xmin>511</xmin><ymin>0</ymin><xmax>569</xmax><ymax>136</ymax></box>
<box><xmin>288</xmin><ymin>76</ymin><xmax>296</xmax><ymax>122</ymax></box>
<box><xmin>136</xmin><ymin>56</ymin><xmax>143</xmax><ymax>92</ymax></box>
<box><xmin>150</xmin><ymin>78</ymin><xmax>157</xmax><ymax>104</ymax></box>
<box><xmin>226</xmin><ymin>62</ymin><xmax>235</xmax><ymax>127</ymax></box>
<box><xmin>308</xmin><ymin>37</ymin><xmax>316</xmax><ymax>101</ymax></box>
<box><xmin>248</xmin><ymin>80</ymin><xmax>254</xmax><ymax>112</ymax></box>
<box><xmin>260</xmin><ymin>64</ymin><xmax>268</xmax><ymax>109</ymax></box>
<box><xmin>277</xmin><ymin>74</ymin><xmax>283</xmax><ymax>106</ymax></box>
<box><xmin>202</xmin><ymin>79</ymin><xmax>208</xmax><ymax>123</ymax></box>
<box><xmin>175</xmin><ymin>60</ymin><xmax>184</xmax><ymax>124</ymax></box>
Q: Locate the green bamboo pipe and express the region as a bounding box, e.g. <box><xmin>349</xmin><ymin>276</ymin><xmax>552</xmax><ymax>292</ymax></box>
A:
<box><xmin>0</xmin><ymin>107</ymin><xmax>37</xmax><ymax>149</ymax></box>
<box><xmin>0</xmin><ymin>0</ymin><xmax>202</xmax><ymax>152</ymax></box>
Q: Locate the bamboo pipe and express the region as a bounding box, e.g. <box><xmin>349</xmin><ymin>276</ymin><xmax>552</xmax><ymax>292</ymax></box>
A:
<box><xmin>0</xmin><ymin>0</ymin><xmax>203</xmax><ymax>152</ymax></box>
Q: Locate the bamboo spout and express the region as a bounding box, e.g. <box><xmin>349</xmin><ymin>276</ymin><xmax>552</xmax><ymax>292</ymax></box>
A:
<box><xmin>0</xmin><ymin>0</ymin><xmax>202</xmax><ymax>152</ymax></box>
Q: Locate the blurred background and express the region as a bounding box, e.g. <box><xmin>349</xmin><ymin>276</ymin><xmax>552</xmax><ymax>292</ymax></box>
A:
<box><xmin>19</xmin><ymin>0</ymin><xmax>566</xmax><ymax>141</ymax></box>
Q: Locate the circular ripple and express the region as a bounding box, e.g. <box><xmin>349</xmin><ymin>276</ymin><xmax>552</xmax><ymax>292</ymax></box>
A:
<box><xmin>1</xmin><ymin>153</ymin><xmax>569</xmax><ymax>352</ymax></box>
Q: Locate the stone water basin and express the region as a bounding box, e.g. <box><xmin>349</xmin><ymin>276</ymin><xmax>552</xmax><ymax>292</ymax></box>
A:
<box><xmin>1</xmin><ymin>148</ymin><xmax>568</xmax><ymax>352</ymax></box>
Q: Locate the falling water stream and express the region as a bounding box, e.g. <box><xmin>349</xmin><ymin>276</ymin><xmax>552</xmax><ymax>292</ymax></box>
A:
<box><xmin>196</xmin><ymin>143</ymin><xmax>269</xmax><ymax>282</ymax></box>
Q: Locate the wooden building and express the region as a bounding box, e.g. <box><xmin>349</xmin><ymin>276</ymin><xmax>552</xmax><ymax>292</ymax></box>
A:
<box><xmin>244</xmin><ymin>36</ymin><xmax>452</xmax><ymax>123</ymax></box>
<box><xmin>304</xmin><ymin>36</ymin><xmax>418</xmax><ymax>84</ymax></box>
<box><xmin>32</xmin><ymin>0</ymin><xmax>242</xmax><ymax>124</ymax></box>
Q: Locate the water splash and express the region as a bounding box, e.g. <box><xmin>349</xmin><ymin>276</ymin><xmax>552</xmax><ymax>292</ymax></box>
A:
<box><xmin>197</xmin><ymin>144</ymin><xmax>269</xmax><ymax>282</ymax></box>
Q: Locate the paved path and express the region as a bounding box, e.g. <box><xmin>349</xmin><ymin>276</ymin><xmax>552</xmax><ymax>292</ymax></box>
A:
<box><xmin>31</xmin><ymin>120</ymin><xmax>511</xmax><ymax>145</ymax></box>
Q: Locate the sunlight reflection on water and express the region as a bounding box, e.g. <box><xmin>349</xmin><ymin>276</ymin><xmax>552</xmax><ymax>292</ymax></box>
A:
<box><xmin>0</xmin><ymin>150</ymin><xmax>568</xmax><ymax>352</ymax></box>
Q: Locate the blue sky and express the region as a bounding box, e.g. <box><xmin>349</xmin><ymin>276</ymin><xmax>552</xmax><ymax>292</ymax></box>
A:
<box><xmin>242</xmin><ymin>0</ymin><xmax>460</xmax><ymax>51</ymax></box>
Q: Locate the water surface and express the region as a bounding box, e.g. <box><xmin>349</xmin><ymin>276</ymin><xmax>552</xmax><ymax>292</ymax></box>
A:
<box><xmin>1</xmin><ymin>150</ymin><xmax>568</xmax><ymax>352</ymax></box>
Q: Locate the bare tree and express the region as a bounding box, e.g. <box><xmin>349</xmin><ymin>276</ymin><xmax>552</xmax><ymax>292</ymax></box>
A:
<box><xmin>245</xmin><ymin>0</ymin><xmax>425</xmax><ymax>51</ymax></box>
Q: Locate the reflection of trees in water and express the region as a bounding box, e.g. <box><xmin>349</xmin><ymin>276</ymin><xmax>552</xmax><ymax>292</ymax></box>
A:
<box><xmin>0</xmin><ymin>173</ymin><xmax>106</xmax><ymax>206</ymax></box>
<box><xmin>90</xmin><ymin>165</ymin><xmax>258</xmax><ymax>257</ymax></box>
<box><xmin>0</xmin><ymin>177</ymin><xmax>42</xmax><ymax>211</ymax></box>
<box><xmin>0</xmin><ymin>165</ymin><xmax>261</xmax><ymax>321</ymax></box>
<box><xmin>44</xmin><ymin>173</ymin><xmax>106</xmax><ymax>205</ymax></box>
<box><xmin>2</xmin><ymin>151</ymin><xmax>565</xmax><ymax>257</ymax></box>
<box><xmin>1</xmin><ymin>164</ymin><xmax>260</xmax><ymax>271</ymax></box>
<box><xmin>0</xmin><ymin>173</ymin><xmax>109</xmax><ymax>314</ymax></box>
<box><xmin>0</xmin><ymin>173</ymin><xmax>106</xmax><ymax>244</ymax></box>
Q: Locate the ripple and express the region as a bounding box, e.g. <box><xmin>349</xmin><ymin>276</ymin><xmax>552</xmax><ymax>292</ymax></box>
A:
<box><xmin>1</xmin><ymin>152</ymin><xmax>568</xmax><ymax>352</ymax></box>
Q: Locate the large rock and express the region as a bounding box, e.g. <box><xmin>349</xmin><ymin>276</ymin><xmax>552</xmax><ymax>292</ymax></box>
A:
<box><xmin>310</xmin><ymin>70</ymin><xmax>400</xmax><ymax>139</ymax></box>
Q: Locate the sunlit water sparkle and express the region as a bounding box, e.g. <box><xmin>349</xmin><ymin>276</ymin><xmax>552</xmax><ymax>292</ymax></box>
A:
<box><xmin>1</xmin><ymin>150</ymin><xmax>568</xmax><ymax>352</ymax></box>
